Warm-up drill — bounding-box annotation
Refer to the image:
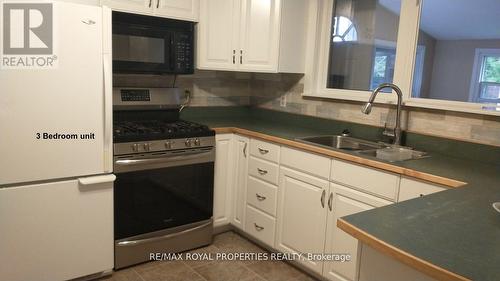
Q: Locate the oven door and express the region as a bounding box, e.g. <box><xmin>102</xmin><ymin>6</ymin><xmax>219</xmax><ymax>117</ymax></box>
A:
<box><xmin>113</xmin><ymin>149</ymin><xmax>214</xmax><ymax>240</ymax></box>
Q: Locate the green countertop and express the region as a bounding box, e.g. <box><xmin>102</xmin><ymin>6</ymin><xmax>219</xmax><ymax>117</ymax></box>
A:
<box><xmin>183</xmin><ymin>106</ymin><xmax>500</xmax><ymax>281</ymax></box>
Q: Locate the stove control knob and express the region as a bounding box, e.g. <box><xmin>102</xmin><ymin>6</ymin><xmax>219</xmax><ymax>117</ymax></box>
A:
<box><xmin>143</xmin><ymin>143</ymin><xmax>151</xmax><ymax>151</ymax></box>
<box><xmin>165</xmin><ymin>141</ymin><xmax>172</xmax><ymax>149</ymax></box>
<box><xmin>194</xmin><ymin>138</ymin><xmax>201</xmax><ymax>146</ymax></box>
<box><xmin>132</xmin><ymin>143</ymin><xmax>139</xmax><ymax>152</ymax></box>
<box><xmin>185</xmin><ymin>139</ymin><xmax>192</xmax><ymax>147</ymax></box>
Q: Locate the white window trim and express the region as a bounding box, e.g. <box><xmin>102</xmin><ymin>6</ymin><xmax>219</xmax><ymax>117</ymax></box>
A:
<box><xmin>303</xmin><ymin>0</ymin><xmax>500</xmax><ymax>116</ymax></box>
<box><xmin>468</xmin><ymin>48</ymin><xmax>500</xmax><ymax>103</ymax></box>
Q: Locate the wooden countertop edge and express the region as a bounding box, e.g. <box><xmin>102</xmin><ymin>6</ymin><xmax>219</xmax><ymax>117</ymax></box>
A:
<box><xmin>337</xmin><ymin>218</ymin><xmax>471</xmax><ymax>281</ymax></box>
<box><xmin>213</xmin><ymin>127</ymin><xmax>467</xmax><ymax>188</ymax></box>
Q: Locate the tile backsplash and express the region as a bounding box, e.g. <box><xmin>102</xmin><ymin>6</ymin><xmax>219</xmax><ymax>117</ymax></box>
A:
<box><xmin>114</xmin><ymin>71</ymin><xmax>500</xmax><ymax>146</ymax></box>
<box><xmin>113</xmin><ymin>70</ymin><xmax>252</xmax><ymax>106</ymax></box>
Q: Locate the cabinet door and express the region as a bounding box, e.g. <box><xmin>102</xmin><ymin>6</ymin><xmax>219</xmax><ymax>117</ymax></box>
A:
<box><xmin>101</xmin><ymin>0</ymin><xmax>153</xmax><ymax>14</ymax></box>
<box><xmin>323</xmin><ymin>183</ymin><xmax>392</xmax><ymax>281</ymax></box>
<box><xmin>0</xmin><ymin>176</ymin><xmax>114</xmax><ymax>281</ymax></box>
<box><xmin>238</xmin><ymin>0</ymin><xmax>281</xmax><ymax>72</ymax></box>
<box><xmin>276</xmin><ymin>167</ymin><xmax>329</xmax><ymax>274</ymax></box>
<box><xmin>197</xmin><ymin>0</ymin><xmax>240</xmax><ymax>70</ymax></box>
<box><xmin>231</xmin><ymin>135</ymin><xmax>250</xmax><ymax>229</ymax></box>
<box><xmin>213</xmin><ymin>134</ymin><xmax>234</xmax><ymax>227</ymax></box>
<box><xmin>155</xmin><ymin>0</ymin><xmax>199</xmax><ymax>21</ymax></box>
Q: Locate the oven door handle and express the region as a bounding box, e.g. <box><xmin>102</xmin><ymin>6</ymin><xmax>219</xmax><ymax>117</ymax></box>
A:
<box><xmin>115</xmin><ymin>150</ymin><xmax>213</xmax><ymax>167</ymax></box>
<box><xmin>116</xmin><ymin>220</ymin><xmax>212</xmax><ymax>246</ymax></box>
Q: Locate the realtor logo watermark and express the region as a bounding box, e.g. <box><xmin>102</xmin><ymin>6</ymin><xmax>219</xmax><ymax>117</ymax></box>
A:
<box><xmin>1</xmin><ymin>2</ymin><xmax>58</xmax><ymax>69</ymax></box>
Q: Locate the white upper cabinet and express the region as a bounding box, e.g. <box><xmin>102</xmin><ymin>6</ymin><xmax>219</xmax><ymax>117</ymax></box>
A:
<box><xmin>102</xmin><ymin>0</ymin><xmax>199</xmax><ymax>21</ymax></box>
<box><xmin>102</xmin><ymin>0</ymin><xmax>153</xmax><ymax>14</ymax></box>
<box><xmin>197</xmin><ymin>0</ymin><xmax>239</xmax><ymax>70</ymax></box>
<box><xmin>155</xmin><ymin>0</ymin><xmax>199</xmax><ymax>21</ymax></box>
<box><xmin>238</xmin><ymin>0</ymin><xmax>280</xmax><ymax>72</ymax></box>
<box><xmin>197</xmin><ymin>0</ymin><xmax>308</xmax><ymax>73</ymax></box>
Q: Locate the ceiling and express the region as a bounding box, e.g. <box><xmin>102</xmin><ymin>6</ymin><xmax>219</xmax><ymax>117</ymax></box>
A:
<box><xmin>379</xmin><ymin>0</ymin><xmax>500</xmax><ymax>40</ymax></box>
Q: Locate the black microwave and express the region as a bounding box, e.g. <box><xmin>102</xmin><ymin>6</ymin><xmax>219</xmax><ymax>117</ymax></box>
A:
<box><xmin>112</xmin><ymin>11</ymin><xmax>194</xmax><ymax>74</ymax></box>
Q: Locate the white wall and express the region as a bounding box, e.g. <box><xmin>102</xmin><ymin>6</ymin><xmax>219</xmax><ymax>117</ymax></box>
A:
<box><xmin>427</xmin><ymin>39</ymin><xmax>500</xmax><ymax>102</ymax></box>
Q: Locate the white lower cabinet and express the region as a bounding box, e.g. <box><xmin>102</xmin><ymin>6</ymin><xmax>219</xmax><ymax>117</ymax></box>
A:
<box><xmin>0</xmin><ymin>176</ymin><xmax>114</xmax><ymax>281</ymax></box>
<box><xmin>398</xmin><ymin>177</ymin><xmax>446</xmax><ymax>202</ymax></box>
<box><xmin>358</xmin><ymin>244</ymin><xmax>438</xmax><ymax>281</ymax></box>
<box><xmin>245</xmin><ymin>205</ymin><xmax>276</xmax><ymax>247</ymax></box>
<box><xmin>216</xmin><ymin>134</ymin><xmax>445</xmax><ymax>281</ymax></box>
<box><xmin>231</xmin><ymin>135</ymin><xmax>250</xmax><ymax>229</ymax></box>
<box><xmin>323</xmin><ymin>183</ymin><xmax>392</xmax><ymax>281</ymax></box>
<box><xmin>213</xmin><ymin>134</ymin><xmax>234</xmax><ymax>227</ymax></box>
<box><xmin>276</xmin><ymin>166</ymin><xmax>330</xmax><ymax>274</ymax></box>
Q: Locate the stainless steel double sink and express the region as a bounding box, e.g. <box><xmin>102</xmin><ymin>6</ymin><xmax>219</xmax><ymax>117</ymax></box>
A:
<box><xmin>296</xmin><ymin>135</ymin><xmax>428</xmax><ymax>162</ymax></box>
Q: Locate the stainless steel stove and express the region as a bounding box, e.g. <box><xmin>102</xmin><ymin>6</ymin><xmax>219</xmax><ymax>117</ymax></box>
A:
<box><xmin>112</xmin><ymin>87</ymin><xmax>215</xmax><ymax>269</ymax></box>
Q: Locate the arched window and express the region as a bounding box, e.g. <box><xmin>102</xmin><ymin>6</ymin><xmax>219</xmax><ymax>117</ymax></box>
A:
<box><xmin>332</xmin><ymin>16</ymin><xmax>357</xmax><ymax>43</ymax></box>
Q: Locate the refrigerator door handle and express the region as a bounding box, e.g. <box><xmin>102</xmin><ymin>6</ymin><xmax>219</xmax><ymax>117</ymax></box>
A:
<box><xmin>78</xmin><ymin>174</ymin><xmax>116</xmax><ymax>186</ymax></box>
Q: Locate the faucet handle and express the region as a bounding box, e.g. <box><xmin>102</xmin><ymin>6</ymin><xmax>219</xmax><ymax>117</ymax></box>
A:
<box><xmin>382</xmin><ymin>123</ymin><xmax>396</xmax><ymax>138</ymax></box>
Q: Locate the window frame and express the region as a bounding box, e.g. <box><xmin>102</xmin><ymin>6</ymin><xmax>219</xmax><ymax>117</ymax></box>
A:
<box><xmin>469</xmin><ymin>48</ymin><xmax>500</xmax><ymax>103</ymax></box>
<box><xmin>303</xmin><ymin>0</ymin><xmax>500</xmax><ymax>116</ymax></box>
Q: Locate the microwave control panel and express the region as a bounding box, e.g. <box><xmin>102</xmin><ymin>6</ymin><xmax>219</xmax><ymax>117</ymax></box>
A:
<box><xmin>173</xmin><ymin>32</ymin><xmax>193</xmax><ymax>73</ymax></box>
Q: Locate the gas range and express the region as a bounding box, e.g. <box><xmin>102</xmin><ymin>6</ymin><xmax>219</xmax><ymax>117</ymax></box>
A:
<box><xmin>113</xmin><ymin>119</ymin><xmax>215</xmax><ymax>155</ymax></box>
<box><xmin>112</xmin><ymin>87</ymin><xmax>215</xmax><ymax>156</ymax></box>
<box><xmin>112</xmin><ymin>87</ymin><xmax>215</xmax><ymax>269</ymax></box>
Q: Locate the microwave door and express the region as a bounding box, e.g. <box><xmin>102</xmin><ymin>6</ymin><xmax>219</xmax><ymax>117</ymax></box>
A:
<box><xmin>112</xmin><ymin>24</ymin><xmax>171</xmax><ymax>74</ymax></box>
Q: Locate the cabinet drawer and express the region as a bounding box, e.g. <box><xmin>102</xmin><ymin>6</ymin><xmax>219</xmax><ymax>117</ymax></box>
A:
<box><xmin>247</xmin><ymin>176</ymin><xmax>277</xmax><ymax>216</ymax></box>
<box><xmin>398</xmin><ymin>177</ymin><xmax>446</xmax><ymax>202</ymax></box>
<box><xmin>245</xmin><ymin>205</ymin><xmax>276</xmax><ymax>247</ymax></box>
<box><xmin>250</xmin><ymin>139</ymin><xmax>280</xmax><ymax>163</ymax></box>
<box><xmin>248</xmin><ymin>157</ymin><xmax>279</xmax><ymax>185</ymax></box>
<box><xmin>331</xmin><ymin>160</ymin><xmax>400</xmax><ymax>201</ymax></box>
<box><xmin>280</xmin><ymin>146</ymin><xmax>331</xmax><ymax>179</ymax></box>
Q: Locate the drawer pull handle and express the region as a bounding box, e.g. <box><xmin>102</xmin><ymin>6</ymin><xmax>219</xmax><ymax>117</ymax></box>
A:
<box><xmin>254</xmin><ymin>223</ymin><xmax>264</xmax><ymax>231</ymax></box>
<box><xmin>321</xmin><ymin>190</ymin><xmax>326</xmax><ymax>208</ymax></box>
<box><xmin>258</xmin><ymin>148</ymin><xmax>269</xmax><ymax>154</ymax></box>
<box><xmin>257</xmin><ymin>168</ymin><xmax>268</xmax><ymax>175</ymax></box>
<box><xmin>256</xmin><ymin>193</ymin><xmax>266</xmax><ymax>201</ymax></box>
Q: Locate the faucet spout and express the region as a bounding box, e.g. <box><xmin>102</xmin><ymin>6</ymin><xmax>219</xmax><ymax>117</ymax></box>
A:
<box><xmin>361</xmin><ymin>83</ymin><xmax>403</xmax><ymax>145</ymax></box>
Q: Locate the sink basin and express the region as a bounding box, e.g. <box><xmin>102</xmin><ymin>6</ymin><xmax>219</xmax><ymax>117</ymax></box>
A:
<box><xmin>296</xmin><ymin>135</ymin><xmax>385</xmax><ymax>151</ymax></box>
<box><xmin>357</xmin><ymin>147</ymin><xmax>428</xmax><ymax>162</ymax></box>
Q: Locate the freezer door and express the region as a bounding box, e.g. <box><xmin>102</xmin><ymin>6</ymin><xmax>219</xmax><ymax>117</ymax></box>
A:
<box><xmin>0</xmin><ymin>175</ymin><xmax>115</xmax><ymax>281</ymax></box>
<box><xmin>0</xmin><ymin>3</ymin><xmax>112</xmax><ymax>185</ymax></box>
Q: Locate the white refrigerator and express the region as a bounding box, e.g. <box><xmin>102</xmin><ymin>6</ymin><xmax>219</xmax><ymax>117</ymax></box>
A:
<box><xmin>0</xmin><ymin>2</ymin><xmax>114</xmax><ymax>281</ymax></box>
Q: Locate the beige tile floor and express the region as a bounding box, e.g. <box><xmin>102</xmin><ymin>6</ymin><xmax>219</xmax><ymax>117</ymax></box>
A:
<box><xmin>99</xmin><ymin>231</ymin><xmax>319</xmax><ymax>281</ymax></box>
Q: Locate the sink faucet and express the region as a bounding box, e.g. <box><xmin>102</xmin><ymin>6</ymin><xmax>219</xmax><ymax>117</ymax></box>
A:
<box><xmin>361</xmin><ymin>83</ymin><xmax>403</xmax><ymax>145</ymax></box>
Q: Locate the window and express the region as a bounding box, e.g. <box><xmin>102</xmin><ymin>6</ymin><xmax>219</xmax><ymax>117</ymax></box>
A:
<box><xmin>332</xmin><ymin>16</ymin><xmax>357</xmax><ymax>43</ymax></box>
<box><xmin>325</xmin><ymin>0</ymin><xmax>401</xmax><ymax>91</ymax></box>
<box><xmin>370</xmin><ymin>47</ymin><xmax>396</xmax><ymax>90</ymax></box>
<box><xmin>470</xmin><ymin>49</ymin><xmax>500</xmax><ymax>103</ymax></box>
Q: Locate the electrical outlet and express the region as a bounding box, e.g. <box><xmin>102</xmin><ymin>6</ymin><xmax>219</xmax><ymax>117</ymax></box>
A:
<box><xmin>280</xmin><ymin>95</ymin><xmax>287</xmax><ymax>107</ymax></box>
